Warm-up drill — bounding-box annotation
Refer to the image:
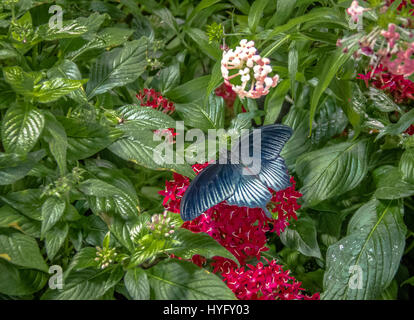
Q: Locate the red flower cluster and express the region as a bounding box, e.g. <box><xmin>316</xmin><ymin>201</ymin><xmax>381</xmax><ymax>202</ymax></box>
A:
<box><xmin>406</xmin><ymin>124</ymin><xmax>414</xmax><ymax>135</ymax></box>
<box><xmin>215</xmin><ymin>82</ymin><xmax>247</xmax><ymax>112</ymax></box>
<box><xmin>136</xmin><ymin>88</ymin><xmax>175</xmax><ymax>114</ymax></box>
<box><xmin>385</xmin><ymin>0</ymin><xmax>414</xmax><ymax>11</ymax></box>
<box><xmin>222</xmin><ymin>259</ymin><xmax>320</xmax><ymax>300</ymax></box>
<box><xmin>160</xmin><ymin>163</ymin><xmax>301</xmax><ymax>265</ymax></box>
<box><xmin>357</xmin><ymin>65</ymin><xmax>414</xmax><ymax>103</ymax></box>
<box><xmin>159</xmin><ymin>163</ymin><xmax>317</xmax><ymax>300</ymax></box>
<box><xmin>215</xmin><ymin>83</ymin><xmax>237</xmax><ymax>108</ymax></box>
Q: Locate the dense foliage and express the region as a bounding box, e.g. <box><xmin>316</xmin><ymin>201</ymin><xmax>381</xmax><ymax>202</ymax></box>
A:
<box><xmin>0</xmin><ymin>0</ymin><xmax>413</xmax><ymax>300</ymax></box>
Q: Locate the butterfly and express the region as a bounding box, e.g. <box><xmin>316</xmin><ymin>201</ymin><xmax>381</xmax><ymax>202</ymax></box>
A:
<box><xmin>180</xmin><ymin>124</ymin><xmax>293</xmax><ymax>221</ymax></box>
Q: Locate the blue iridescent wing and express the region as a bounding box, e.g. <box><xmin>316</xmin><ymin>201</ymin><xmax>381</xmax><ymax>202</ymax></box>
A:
<box><xmin>179</xmin><ymin>163</ymin><xmax>241</xmax><ymax>221</ymax></box>
<box><xmin>180</xmin><ymin>124</ymin><xmax>293</xmax><ymax>221</ymax></box>
<box><xmin>225</xmin><ymin>124</ymin><xmax>292</xmax><ymax>217</ymax></box>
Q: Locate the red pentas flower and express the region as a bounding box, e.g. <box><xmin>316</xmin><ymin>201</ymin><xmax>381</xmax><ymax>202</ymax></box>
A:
<box><xmin>159</xmin><ymin>163</ymin><xmax>302</xmax><ymax>265</ymax></box>
<box><xmin>385</xmin><ymin>0</ymin><xmax>414</xmax><ymax>11</ymax></box>
<box><xmin>357</xmin><ymin>65</ymin><xmax>414</xmax><ymax>103</ymax></box>
<box><xmin>221</xmin><ymin>259</ymin><xmax>320</xmax><ymax>300</ymax></box>
<box><xmin>406</xmin><ymin>124</ymin><xmax>414</xmax><ymax>135</ymax></box>
<box><xmin>215</xmin><ymin>83</ymin><xmax>237</xmax><ymax>108</ymax></box>
<box><xmin>160</xmin><ymin>163</ymin><xmax>319</xmax><ymax>300</ymax></box>
<box><xmin>136</xmin><ymin>88</ymin><xmax>175</xmax><ymax>114</ymax></box>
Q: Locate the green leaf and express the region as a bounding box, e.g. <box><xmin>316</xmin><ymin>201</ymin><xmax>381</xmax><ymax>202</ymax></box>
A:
<box><xmin>0</xmin><ymin>150</ymin><xmax>46</xmax><ymax>185</ymax></box>
<box><xmin>124</xmin><ymin>267</ymin><xmax>150</xmax><ymax>300</ymax></box>
<box><xmin>65</xmin><ymin>27</ymin><xmax>134</xmax><ymax>60</ymax></box>
<box><xmin>2</xmin><ymin>66</ymin><xmax>38</xmax><ymax>96</ymax></box>
<box><xmin>264</xmin><ymin>79</ymin><xmax>290</xmax><ymax>125</ymax></box>
<box><xmin>0</xmin><ymin>81</ymin><xmax>16</xmax><ymax>109</ymax></box>
<box><xmin>399</xmin><ymin>148</ymin><xmax>414</xmax><ymax>184</ymax></box>
<box><xmin>261</xmin><ymin>8</ymin><xmax>346</xmax><ymax>40</ymax></box>
<box><xmin>58</xmin><ymin>117</ymin><xmax>117</xmax><ymax>161</ymax></box>
<box><xmin>45</xmin><ymin>223</ymin><xmax>69</xmax><ymax>261</ymax></box>
<box><xmin>36</xmin><ymin>13</ymin><xmax>105</xmax><ymax>41</ymax></box>
<box><xmin>175</xmin><ymin>94</ymin><xmax>224</xmax><ymax>131</ymax></box>
<box><xmin>281</xmin><ymin>107</ymin><xmax>313</xmax><ymax>170</ymax></box>
<box><xmin>86</xmin><ymin>38</ymin><xmax>148</xmax><ymax>98</ymax></box>
<box><xmin>158</xmin><ymin>64</ymin><xmax>180</xmax><ymax>94</ymax></box>
<box><xmin>32</xmin><ymin>78</ymin><xmax>86</xmax><ymax>103</ymax></box>
<box><xmin>368</xmin><ymin>87</ymin><xmax>400</xmax><ymax>113</ymax></box>
<box><xmin>117</xmin><ymin>105</ymin><xmax>176</xmax><ymax>129</ymax></box>
<box><xmin>311</xmin><ymin>98</ymin><xmax>348</xmax><ymax>146</ymax></box>
<box><xmin>0</xmin><ymin>205</ymin><xmax>40</xmax><ymax>238</ymax></box>
<box><xmin>322</xmin><ymin>199</ymin><xmax>406</xmax><ymax>300</ymax></box>
<box><xmin>147</xmin><ymin>260</ymin><xmax>236</xmax><ymax>300</ymax></box>
<box><xmin>271</xmin><ymin>0</ymin><xmax>297</xmax><ymax>26</ymax></box>
<box><xmin>80</xmin><ymin>169</ymin><xmax>140</xmax><ymax>220</ymax></box>
<box><xmin>185</xmin><ymin>28</ymin><xmax>221</xmax><ymax>60</ymax></box>
<box><xmin>1</xmin><ymin>103</ymin><xmax>45</xmax><ymax>154</ymax></box>
<box><xmin>66</xmin><ymin>247</ymin><xmax>99</xmax><ymax>273</ymax></box>
<box><xmin>170</xmin><ymin>229</ymin><xmax>238</xmax><ymax>264</ymax></box>
<box><xmin>230</xmin><ymin>110</ymin><xmax>264</xmax><ymax>130</ymax></box>
<box><xmin>296</xmin><ymin>140</ymin><xmax>369</xmax><ymax>206</ymax></box>
<box><xmin>41</xmin><ymin>266</ymin><xmax>124</xmax><ymax>300</ymax></box>
<box><xmin>0</xmin><ymin>229</ymin><xmax>48</xmax><ymax>272</ymax></box>
<box><xmin>374</xmin><ymin>166</ymin><xmax>414</xmax><ymax>200</ymax></box>
<box><xmin>248</xmin><ymin>0</ymin><xmax>269</xmax><ymax>32</ymax></box>
<box><xmin>205</xmin><ymin>61</ymin><xmax>222</xmax><ymax>101</ymax></box>
<box><xmin>376</xmin><ymin>108</ymin><xmax>414</xmax><ymax>141</ymax></box>
<box><xmin>288</xmin><ymin>43</ymin><xmax>298</xmax><ymax>100</ymax></box>
<box><xmin>41</xmin><ymin>197</ymin><xmax>66</xmax><ymax>236</ymax></box>
<box><xmin>280</xmin><ymin>213</ymin><xmax>321</xmax><ymax>259</ymax></box>
<box><xmin>79</xmin><ymin>179</ymin><xmax>125</xmax><ymax>197</ymax></box>
<box><xmin>108</xmin><ymin>127</ymin><xmax>195</xmax><ymax>178</ymax></box>
<box><xmin>42</xmin><ymin>112</ymin><xmax>67</xmax><ymax>175</ymax></box>
<box><xmin>166</xmin><ymin>75</ymin><xmax>211</xmax><ymax>103</ymax></box>
<box><xmin>0</xmin><ymin>260</ymin><xmax>48</xmax><ymax>296</ymax></box>
<box><xmin>47</xmin><ymin>60</ymin><xmax>87</xmax><ymax>103</ymax></box>
<box><xmin>309</xmin><ymin>49</ymin><xmax>353</xmax><ymax>134</ymax></box>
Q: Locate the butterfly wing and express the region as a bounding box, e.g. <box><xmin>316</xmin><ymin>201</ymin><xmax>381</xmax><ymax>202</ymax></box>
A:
<box><xmin>180</xmin><ymin>124</ymin><xmax>293</xmax><ymax>221</ymax></box>
<box><xmin>179</xmin><ymin>162</ymin><xmax>241</xmax><ymax>221</ymax></box>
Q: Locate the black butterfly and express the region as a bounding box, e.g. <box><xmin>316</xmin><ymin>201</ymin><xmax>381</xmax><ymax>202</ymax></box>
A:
<box><xmin>180</xmin><ymin>124</ymin><xmax>293</xmax><ymax>221</ymax></box>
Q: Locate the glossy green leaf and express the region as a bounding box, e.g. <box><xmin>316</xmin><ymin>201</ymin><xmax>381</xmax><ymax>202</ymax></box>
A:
<box><xmin>0</xmin><ymin>205</ymin><xmax>40</xmax><ymax>238</ymax></box>
<box><xmin>147</xmin><ymin>260</ymin><xmax>236</xmax><ymax>300</ymax></box>
<box><xmin>0</xmin><ymin>260</ymin><xmax>48</xmax><ymax>296</ymax></box>
<box><xmin>41</xmin><ymin>266</ymin><xmax>124</xmax><ymax>300</ymax></box>
<box><xmin>399</xmin><ymin>148</ymin><xmax>414</xmax><ymax>184</ymax></box>
<box><xmin>41</xmin><ymin>196</ymin><xmax>66</xmax><ymax>236</ymax></box>
<box><xmin>322</xmin><ymin>199</ymin><xmax>406</xmax><ymax>300</ymax></box>
<box><xmin>116</xmin><ymin>105</ymin><xmax>176</xmax><ymax>129</ymax></box>
<box><xmin>124</xmin><ymin>267</ymin><xmax>150</xmax><ymax>300</ymax></box>
<box><xmin>45</xmin><ymin>223</ymin><xmax>69</xmax><ymax>260</ymax></box>
<box><xmin>296</xmin><ymin>140</ymin><xmax>369</xmax><ymax>206</ymax></box>
<box><xmin>169</xmin><ymin>229</ymin><xmax>238</xmax><ymax>264</ymax></box>
<box><xmin>1</xmin><ymin>103</ymin><xmax>45</xmax><ymax>154</ymax></box>
<box><xmin>86</xmin><ymin>38</ymin><xmax>147</xmax><ymax>98</ymax></box>
<box><xmin>0</xmin><ymin>150</ymin><xmax>46</xmax><ymax>185</ymax></box>
<box><xmin>0</xmin><ymin>229</ymin><xmax>48</xmax><ymax>272</ymax></box>
<box><xmin>280</xmin><ymin>214</ymin><xmax>321</xmax><ymax>259</ymax></box>
<box><xmin>248</xmin><ymin>0</ymin><xmax>269</xmax><ymax>32</ymax></box>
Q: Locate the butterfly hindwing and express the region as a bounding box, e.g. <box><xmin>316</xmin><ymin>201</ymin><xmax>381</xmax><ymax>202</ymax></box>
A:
<box><xmin>225</xmin><ymin>173</ymin><xmax>272</xmax><ymax>209</ymax></box>
<box><xmin>258</xmin><ymin>157</ymin><xmax>291</xmax><ymax>192</ymax></box>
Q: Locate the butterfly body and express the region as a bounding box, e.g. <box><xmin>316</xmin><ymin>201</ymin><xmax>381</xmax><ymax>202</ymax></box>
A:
<box><xmin>180</xmin><ymin>124</ymin><xmax>293</xmax><ymax>221</ymax></box>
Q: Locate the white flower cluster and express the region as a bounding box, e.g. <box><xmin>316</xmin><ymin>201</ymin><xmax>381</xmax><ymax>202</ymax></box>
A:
<box><xmin>346</xmin><ymin>0</ymin><xmax>365</xmax><ymax>23</ymax></box>
<box><xmin>221</xmin><ymin>39</ymin><xmax>279</xmax><ymax>99</ymax></box>
<box><xmin>95</xmin><ymin>246</ymin><xmax>117</xmax><ymax>269</ymax></box>
<box><xmin>147</xmin><ymin>211</ymin><xmax>175</xmax><ymax>238</ymax></box>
